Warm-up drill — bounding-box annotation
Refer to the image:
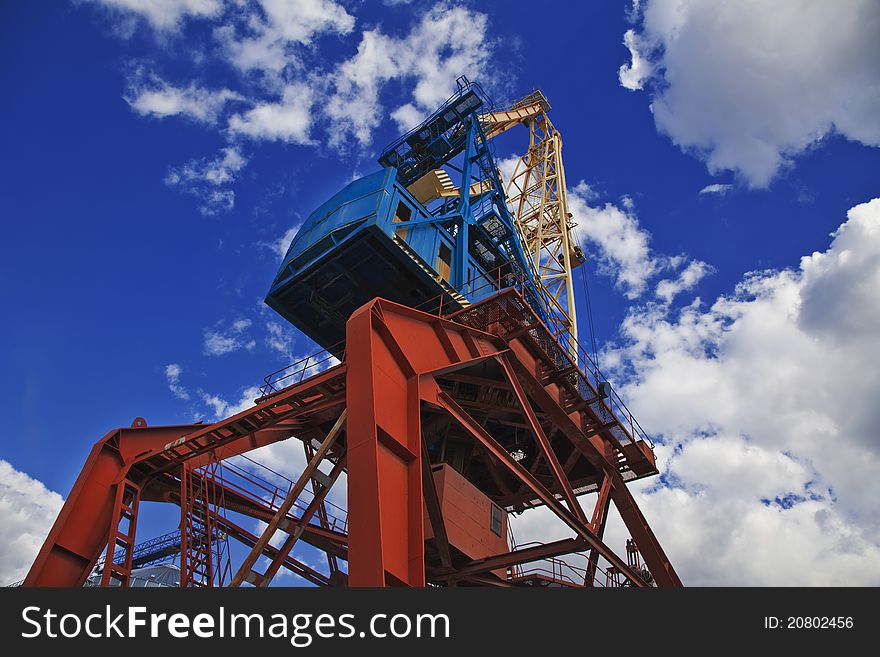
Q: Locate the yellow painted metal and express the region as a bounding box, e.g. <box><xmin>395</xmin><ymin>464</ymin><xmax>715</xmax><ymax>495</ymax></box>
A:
<box><xmin>406</xmin><ymin>169</ymin><xmax>456</xmax><ymax>205</ymax></box>
<box><xmin>481</xmin><ymin>90</ymin><xmax>585</xmax><ymax>353</ymax></box>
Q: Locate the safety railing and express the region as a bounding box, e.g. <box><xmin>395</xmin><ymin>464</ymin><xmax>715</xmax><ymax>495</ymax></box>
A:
<box><xmin>258</xmin><ymin>342</ymin><xmax>345</xmax><ymax>397</ymax></box>
<box><xmin>506</xmin><ymin>541</ymin><xmax>607</xmax><ymax>587</ymax></box>
<box><xmin>411</xmin><ymin>261</ymin><xmax>654</xmax><ymax>450</ymax></box>
<box><xmin>222</xmin><ymin>453</ymin><xmax>349</xmax><ymax>535</ymax></box>
<box><xmin>93</xmin><ymin>529</ymin><xmax>186</xmax><ymax>570</ymax></box>
<box><xmin>83</xmin><ymin>572</ymin><xmax>179</xmax><ymax>588</ymax></box>
<box><xmin>257</xmin><ymin>257</ymin><xmax>653</xmax><ymax>450</ymax></box>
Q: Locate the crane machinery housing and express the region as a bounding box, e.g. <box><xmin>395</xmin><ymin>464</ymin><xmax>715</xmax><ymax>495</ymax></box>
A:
<box><xmin>23</xmin><ymin>77</ymin><xmax>681</xmax><ymax>589</ymax></box>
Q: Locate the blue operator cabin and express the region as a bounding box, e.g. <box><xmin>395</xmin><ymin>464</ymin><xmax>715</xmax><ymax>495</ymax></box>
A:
<box><xmin>265</xmin><ymin>79</ymin><xmax>545</xmax><ymax>353</ymax></box>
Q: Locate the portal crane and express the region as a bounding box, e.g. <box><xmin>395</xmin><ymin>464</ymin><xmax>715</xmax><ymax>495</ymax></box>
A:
<box><xmin>23</xmin><ymin>78</ymin><xmax>680</xmax><ymax>590</ymax></box>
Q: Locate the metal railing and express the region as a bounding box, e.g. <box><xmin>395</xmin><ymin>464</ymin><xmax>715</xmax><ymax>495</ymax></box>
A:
<box><xmin>259</xmin><ymin>342</ymin><xmax>345</xmax><ymax>397</ymax></box>
<box><xmin>94</xmin><ymin>528</ymin><xmax>185</xmax><ymax>571</ymax></box>
<box><xmin>411</xmin><ymin>260</ymin><xmax>655</xmax><ymax>450</ymax></box>
<box><xmin>260</xmin><ymin>262</ymin><xmax>654</xmax><ymax>450</ymax></box>
<box><xmin>506</xmin><ymin>541</ymin><xmax>606</xmax><ymax>587</ymax></box>
<box><xmin>257</xmin><ymin>257</ymin><xmax>653</xmax><ymax>451</ymax></box>
<box><xmin>223</xmin><ymin>453</ymin><xmax>349</xmax><ymax>535</ymax></box>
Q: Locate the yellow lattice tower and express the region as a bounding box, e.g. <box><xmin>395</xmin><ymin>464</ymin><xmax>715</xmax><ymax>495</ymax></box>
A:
<box><xmin>483</xmin><ymin>91</ymin><xmax>585</xmax><ymax>351</ymax></box>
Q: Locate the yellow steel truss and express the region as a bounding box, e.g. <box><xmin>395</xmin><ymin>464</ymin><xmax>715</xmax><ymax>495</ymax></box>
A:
<box><xmin>483</xmin><ymin>91</ymin><xmax>585</xmax><ymax>351</ymax></box>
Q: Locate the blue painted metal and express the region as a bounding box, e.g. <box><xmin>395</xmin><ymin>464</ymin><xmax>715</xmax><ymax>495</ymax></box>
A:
<box><xmin>266</xmin><ymin>77</ymin><xmax>547</xmax><ymax>352</ymax></box>
<box><xmin>378</xmin><ymin>82</ymin><xmax>484</xmax><ymax>187</ymax></box>
<box><xmin>96</xmin><ymin>529</ymin><xmax>185</xmax><ymax>570</ymax></box>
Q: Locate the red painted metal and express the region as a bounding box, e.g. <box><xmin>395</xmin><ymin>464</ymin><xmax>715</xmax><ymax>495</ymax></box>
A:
<box><xmin>25</xmin><ymin>288</ymin><xmax>681</xmax><ymax>589</ymax></box>
<box><xmin>24</xmin><ymin>422</ymin><xmax>201</xmax><ymax>587</ymax></box>
<box><xmin>99</xmin><ymin>478</ymin><xmax>141</xmax><ymax>587</ymax></box>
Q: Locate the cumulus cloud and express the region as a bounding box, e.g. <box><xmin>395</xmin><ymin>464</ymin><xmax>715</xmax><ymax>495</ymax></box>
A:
<box><xmin>574</xmin><ymin>197</ymin><xmax>880</xmax><ymax>585</ymax></box>
<box><xmin>619</xmin><ymin>0</ymin><xmax>880</xmax><ymax>187</ymax></box>
<box><xmin>655</xmin><ymin>260</ymin><xmax>712</xmax><ymax>304</ymax></box>
<box><xmin>165</xmin><ymin>146</ymin><xmax>248</xmax><ymax>215</ymax></box>
<box><xmin>214</xmin><ymin>0</ymin><xmax>355</xmax><ymax>75</ymax></box>
<box><xmin>566</xmin><ymin>181</ymin><xmax>709</xmax><ymax>302</ymax></box>
<box><xmin>126</xmin><ymin>77</ymin><xmax>241</xmax><ymax>124</ymax></box>
<box><xmin>199</xmin><ymin>386</ymin><xmax>262</xmax><ymax>421</ymax></box>
<box><xmin>265</xmin><ymin>321</ymin><xmax>296</xmax><ymax>360</ymax></box>
<box><xmin>270</xmin><ymin>224</ymin><xmax>302</xmax><ymax>260</ymax></box>
<box><xmin>85</xmin><ymin>0</ymin><xmax>223</xmax><ymax>32</ymax></box>
<box><xmin>0</xmin><ymin>460</ymin><xmax>64</xmax><ymax>585</ymax></box>
<box><xmin>86</xmin><ymin>1</ymin><xmax>498</xmax><ymax>214</ymax></box>
<box><xmin>326</xmin><ymin>3</ymin><xmax>492</xmax><ymax>147</ymax></box>
<box><xmin>569</xmin><ymin>182</ymin><xmax>662</xmax><ymax>298</ymax></box>
<box><xmin>228</xmin><ymin>83</ymin><xmax>315</xmax><ymax>144</ymax></box>
<box><xmin>618</xmin><ymin>29</ymin><xmax>651</xmax><ymax>91</ymax></box>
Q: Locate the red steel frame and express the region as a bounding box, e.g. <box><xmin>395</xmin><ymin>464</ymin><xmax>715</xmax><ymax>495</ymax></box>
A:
<box><xmin>24</xmin><ymin>290</ymin><xmax>681</xmax><ymax>588</ymax></box>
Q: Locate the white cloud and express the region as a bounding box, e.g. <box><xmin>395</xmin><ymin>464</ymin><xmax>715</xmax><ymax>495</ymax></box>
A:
<box><xmin>325</xmin><ymin>30</ymin><xmax>403</xmax><ymax>148</ymax></box>
<box><xmin>231</xmin><ymin>318</ymin><xmax>252</xmax><ymax>333</ymax></box>
<box><xmin>164</xmin><ymin>363</ymin><xmax>190</xmax><ymax>400</ymax></box>
<box><xmin>568</xmin><ymin>181</ymin><xmax>662</xmax><ymax>298</ymax></box>
<box><xmin>497</xmin><ymin>154</ymin><xmax>520</xmax><ymax>186</ymax></box>
<box><xmin>265</xmin><ymin>321</ymin><xmax>296</xmax><ymax>359</ymax></box>
<box><xmin>584</xmin><ymin>197</ymin><xmax>880</xmax><ymax>584</ymax></box>
<box><xmin>214</xmin><ymin>0</ymin><xmax>355</xmax><ymax>75</ymax></box>
<box><xmin>618</xmin><ymin>29</ymin><xmax>652</xmax><ymax>91</ymax></box>
<box><xmin>85</xmin><ymin>0</ymin><xmax>223</xmax><ymax>32</ymax></box>
<box><xmin>126</xmin><ymin>78</ymin><xmax>241</xmax><ymax>124</ymax></box>
<box><xmin>167</xmin><ymin>146</ymin><xmax>246</xmax><ymax>186</ymax></box>
<box><xmin>229</xmin><ymin>83</ymin><xmax>315</xmax><ymax>144</ymax></box>
<box><xmin>0</xmin><ymin>460</ymin><xmax>64</xmax><ymax>585</ymax></box>
<box><xmin>199</xmin><ymin>386</ymin><xmax>262</xmax><ymax>421</ymax></box>
<box><xmin>389</xmin><ymin>103</ymin><xmax>424</xmax><ymax>133</ymax></box>
<box><xmin>699</xmin><ymin>183</ymin><xmax>733</xmax><ymax>196</ymax></box>
<box><xmin>326</xmin><ymin>3</ymin><xmax>492</xmax><ymax>148</ymax></box>
<box><xmin>89</xmin><ymin>2</ymin><xmax>501</xmax><ymax>216</ymax></box>
<box><xmin>271</xmin><ymin>224</ymin><xmax>301</xmax><ymax>259</ymax></box>
<box><xmin>165</xmin><ymin>146</ymin><xmax>248</xmax><ymax>215</ymax></box>
<box><xmin>568</xmin><ymin>181</ymin><xmax>710</xmax><ymax>302</ymax></box>
<box><xmin>203</xmin><ymin>318</ymin><xmax>256</xmax><ymax>356</ymax></box>
<box><xmin>655</xmin><ymin>259</ymin><xmax>712</xmax><ymax>303</ymax></box>
<box><xmin>619</xmin><ymin>0</ymin><xmax>880</xmax><ymax>187</ymax></box>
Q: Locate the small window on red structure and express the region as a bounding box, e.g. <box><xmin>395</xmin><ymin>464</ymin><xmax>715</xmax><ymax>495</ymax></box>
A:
<box><xmin>490</xmin><ymin>503</ymin><xmax>503</xmax><ymax>536</ymax></box>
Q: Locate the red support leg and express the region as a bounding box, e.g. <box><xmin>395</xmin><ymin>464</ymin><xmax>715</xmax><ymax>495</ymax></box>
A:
<box><xmin>585</xmin><ymin>474</ymin><xmax>612</xmax><ymax>586</ymax></box>
<box><xmin>99</xmin><ymin>478</ymin><xmax>141</xmax><ymax>587</ymax></box>
<box><xmin>610</xmin><ymin>473</ymin><xmax>683</xmax><ymax>587</ymax></box>
<box><xmin>346</xmin><ymin>303</ymin><xmax>424</xmax><ymax>586</ymax></box>
<box><xmin>23</xmin><ymin>422</ymin><xmax>201</xmax><ymax>587</ymax></box>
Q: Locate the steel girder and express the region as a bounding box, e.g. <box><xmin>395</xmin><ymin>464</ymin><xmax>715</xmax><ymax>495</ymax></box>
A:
<box><xmin>345</xmin><ymin>293</ymin><xmax>681</xmax><ymax>588</ymax></box>
<box><xmin>25</xmin><ymin>290</ymin><xmax>680</xmax><ymax>588</ymax></box>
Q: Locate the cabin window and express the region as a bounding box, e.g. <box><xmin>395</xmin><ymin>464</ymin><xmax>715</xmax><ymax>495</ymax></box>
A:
<box><xmin>393</xmin><ymin>201</ymin><xmax>411</xmax><ymax>240</ymax></box>
<box><xmin>490</xmin><ymin>503</ymin><xmax>503</xmax><ymax>537</ymax></box>
<box><xmin>393</xmin><ymin>201</ymin><xmax>412</xmax><ymax>222</ymax></box>
<box><xmin>436</xmin><ymin>242</ymin><xmax>452</xmax><ymax>282</ymax></box>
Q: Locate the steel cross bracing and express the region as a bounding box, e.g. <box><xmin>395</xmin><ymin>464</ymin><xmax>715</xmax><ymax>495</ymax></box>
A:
<box><xmin>478</xmin><ymin>90</ymin><xmax>585</xmax><ymax>353</ymax></box>
<box><xmin>24</xmin><ymin>288</ymin><xmax>679</xmax><ymax>589</ymax></box>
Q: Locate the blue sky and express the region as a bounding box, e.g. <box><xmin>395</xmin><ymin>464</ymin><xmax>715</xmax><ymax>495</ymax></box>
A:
<box><xmin>1</xmin><ymin>0</ymin><xmax>879</xmax><ymax>585</ymax></box>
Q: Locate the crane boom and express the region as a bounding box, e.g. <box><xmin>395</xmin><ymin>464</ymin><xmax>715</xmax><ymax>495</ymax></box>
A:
<box><xmin>481</xmin><ymin>90</ymin><xmax>585</xmax><ymax>352</ymax></box>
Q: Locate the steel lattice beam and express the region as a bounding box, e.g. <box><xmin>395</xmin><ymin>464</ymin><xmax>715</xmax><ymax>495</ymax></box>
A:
<box><xmin>25</xmin><ymin>291</ymin><xmax>680</xmax><ymax>589</ymax></box>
